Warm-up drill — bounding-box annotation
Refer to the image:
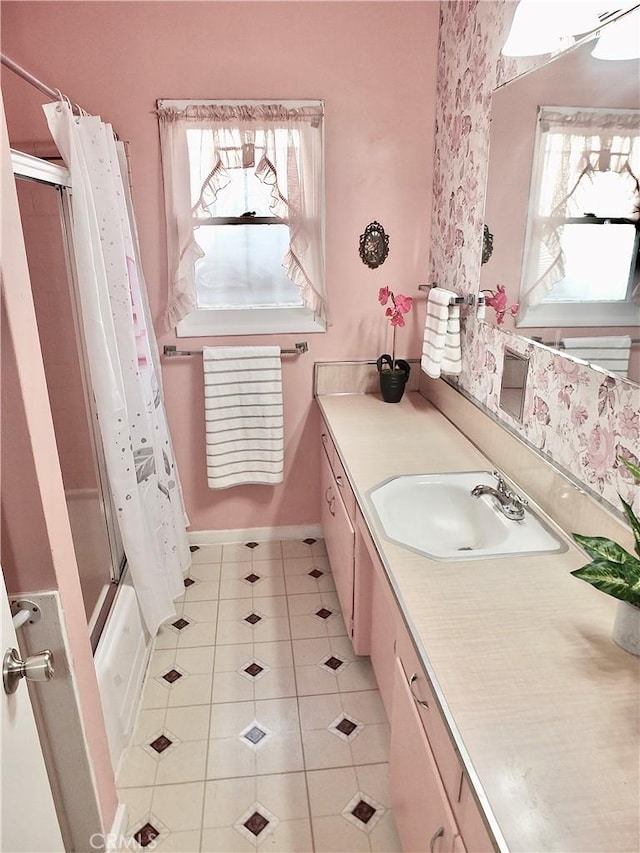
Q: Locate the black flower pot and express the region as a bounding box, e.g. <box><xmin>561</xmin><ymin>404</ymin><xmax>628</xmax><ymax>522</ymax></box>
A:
<box><xmin>377</xmin><ymin>356</ymin><xmax>410</xmax><ymax>403</ymax></box>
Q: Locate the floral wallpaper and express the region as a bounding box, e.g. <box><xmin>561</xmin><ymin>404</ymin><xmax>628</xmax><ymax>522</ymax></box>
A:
<box><xmin>429</xmin><ymin>0</ymin><xmax>639</xmax><ymax>513</ymax></box>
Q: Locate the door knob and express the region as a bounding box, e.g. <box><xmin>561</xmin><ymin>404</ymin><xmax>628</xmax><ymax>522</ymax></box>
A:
<box><xmin>3</xmin><ymin>647</ymin><xmax>54</xmax><ymax>695</ymax></box>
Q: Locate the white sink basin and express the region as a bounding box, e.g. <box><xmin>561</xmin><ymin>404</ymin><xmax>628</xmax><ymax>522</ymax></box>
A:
<box><xmin>368</xmin><ymin>472</ymin><xmax>566</xmax><ymax>560</ymax></box>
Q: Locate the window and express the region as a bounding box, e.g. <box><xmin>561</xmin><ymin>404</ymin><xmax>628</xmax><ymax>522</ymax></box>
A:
<box><xmin>518</xmin><ymin>106</ymin><xmax>639</xmax><ymax>328</ymax></box>
<box><xmin>157</xmin><ymin>100</ymin><xmax>326</xmax><ymax>335</ymax></box>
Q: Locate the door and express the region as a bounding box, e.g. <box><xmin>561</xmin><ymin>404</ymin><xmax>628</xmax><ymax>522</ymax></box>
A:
<box><xmin>1</xmin><ymin>568</ymin><xmax>64</xmax><ymax>852</ymax></box>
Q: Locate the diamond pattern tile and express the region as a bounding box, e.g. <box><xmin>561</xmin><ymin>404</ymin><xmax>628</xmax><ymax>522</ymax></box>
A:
<box><xmin>162</xmin><ymin>669</ymin><xmax>182</xmax><ymax>684</ymax></box>
<box><xmin>245</xmin><ymin>542</ymin><xmax>260</xmax><ymax>550</ymax></box>
<box><xmin>352</xmin><ymin>800</ymin><xmax>376</xmax><ymax>825</ymax></box>
<box><xmin>244</xmin><ymin>812</ymin><xmax>269</xmax><ymax>837</ymax></box>
<box><xmin>243</xmin><ymin>725</ymin><xmax>267</xmax><ymax>745</ymax></box>
<box><xmin>183</xmin><ymin>577</ymin><xmax>195</xmax><ymax>588</ymax></box>
<box><xmin>244</xmin><ymin>662</ymin><xmax>264</xmax><ymax>678</ymax></box>
<box><xmin>134</xmin><ymin>822</ymin><xmax>160</xmax><ymax>847</ymax></box>
<box><xmin>189</xmin><ymin>545</ymin><xmax>200</xmax><ymax>553</ymax></box>
<box><xmin>244</xmin><ymin>613</ymin><xmax>262</xmax><ymax>625</ymax></box>
<box><xmin>316</xmin><ymin>607</ymin><xmax>332</xmax><ymax>620</ymax></box>
<box><xmin>303</xmin><ymin>538</ymin><xmax>317</xmax><ymax>545</ymax></box>
<box><xmin>323</xmin><ymin>655</ymin><xmax>344</xmax><ymax>672</ymax></box>
<box><xmin>335</xmin><ymin>717</ymin><xmax>358</xmax><ymax>737</ymax></box>
<box><xmin>149</xmin><ymin>734</ymin><xmax>173</xmax><ymax>753</ymax></box>
<box><xmin>172</xmin><ymin>618</ymin><xmax>189</xmax><ymax>630</ymax></box>
<box><xmin>245</xmin><ymin>573</ymin><xmax>260</xmax><ymax>584</ymax></box>
<box><xmin>308</xmin><ymin>568</ymin><xmax>324</xmax><ymax>579</ymax></box>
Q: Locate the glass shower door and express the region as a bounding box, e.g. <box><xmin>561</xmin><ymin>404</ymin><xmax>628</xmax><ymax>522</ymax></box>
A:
<box><xmin>14</xmin><ymin>168</ymin><xmax>124</xmax><ymax>644</ymax></box>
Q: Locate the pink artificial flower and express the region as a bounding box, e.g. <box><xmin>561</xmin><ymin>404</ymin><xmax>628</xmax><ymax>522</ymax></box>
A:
<box><xmin>394</xmin><ymin>294</ymin><xmax>413</xmax><ymax>314</ymax></box>
<box><xmin>510</xmin><ymin>303</ymin><xmax>520</xmax><ymax>317</ymax></box>
<box><xmin>378</xmin><ymin>286</ymin><xmax>391</xmax><ymax>306</ymax></box>
<box><xmin>390</xmin><ymin>312</ymin><xmax>406</xmax><ymax>327</ymax></box>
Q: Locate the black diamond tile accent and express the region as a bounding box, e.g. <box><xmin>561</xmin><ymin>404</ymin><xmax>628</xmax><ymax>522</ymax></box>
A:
<box><xmin>308</xmin><ymin>568</ymin><xmax>324</xmax><ymax>579</ymax></box>
<box><xmin>245</xmin><ymin>542</ymin><xmax>260</xmax><ymax>549</ymax></box>
<box><xmin>316</xmin><ymin>607</ymin><xmax>332</xmax><ymax>620</ymax></box>
<box><xmin>149</xmin><ymin>734</ymin><xmax>173</xmax><ymax>753</ymax></box>
<box><xmin>134</xmin><ymin>822</ymin><xmax>160</xmax><ymax>847</ymax></box>
<box><xmin>352</xmin><ymin>800</ymin><xmax>376</xmax><ymax>825</ymax></box>
<box><xmin>244</xmin><ymin>662</ymin><xmax>264</xmax><ymax>678</ymax></box>
<box><xmin>162</xmin><ymin>669</ymin><xmax>182</xmax><ymax>684</ymax></box>
<box><xmin>335</xmin><ymin>717</ymin><xmax>358</xmax><ymax>737</ymax></box>
<box><xmin>244</xmin><ymin>812</ymin><xmax>269</xmax><ymax>837</ymax></box>
<box><xmin>244</xmin><ymin>725</ymin><xmax>267</xmax><ymax>745</ymax></box>
<box><xmin>189</xmin><ymin>545</ymin><xmax>200</xmax><ymax>553</ymax></box>
<box><xmin>245</xmin><ymin>613</ymin><xmax>262</xmax><ymax>625</ymax></box>
<box><xmin>183</xmin><ymin>577</ymin><xmax>195</xmax><ymax>588</ymax></box>
<box><xmin>172</xmin><ymin>618</ymin><xmax>189</xmax><ymax>630</ymax></box>
<box><xmin>324</xmin><ymin>655</ymin><xmax>344</xmax><ymax>671</ymax></box>
<box><xmin>245</xmin><ymin>573</ymin><xmax>260</xmax><ymax>584</ymax></box>
<box><xmin>303</xmin><ymin>538</ymin><xmax>317</xmax><ymax>545</ymax></box>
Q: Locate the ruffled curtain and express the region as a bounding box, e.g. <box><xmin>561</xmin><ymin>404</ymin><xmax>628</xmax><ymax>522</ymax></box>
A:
<box><xmin>522</xmin><ymin>107</ymin><xmax>640</xmax><ymax>312</ymax></box>
<box><xmin>157</xmin><ymin>103</ymin><xmax>326</xmax><ymax>329</ymax></box>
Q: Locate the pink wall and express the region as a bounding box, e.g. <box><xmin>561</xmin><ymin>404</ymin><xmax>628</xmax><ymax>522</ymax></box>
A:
<box><xmin>1</xmin><ymin>0</ymin><xmax>439</xmax><ymax>532</ymax></box>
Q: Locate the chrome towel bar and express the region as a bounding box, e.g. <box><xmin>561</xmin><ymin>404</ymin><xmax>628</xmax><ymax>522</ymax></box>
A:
<box><xmin>163</xmin><ymin>341</ymin><xmax>308</xmax><ymax>358</ymax></box>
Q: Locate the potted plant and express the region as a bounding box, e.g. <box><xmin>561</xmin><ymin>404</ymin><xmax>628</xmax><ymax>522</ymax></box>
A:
<box><xmin>376</xmin><ymin>286</ymin><xmax>412</xmax><ymax>403</ymax></box>
<box><xmin>571</xmin><ymin>457</ymin><xmax>640</xmax><ymax>655</ymax></box>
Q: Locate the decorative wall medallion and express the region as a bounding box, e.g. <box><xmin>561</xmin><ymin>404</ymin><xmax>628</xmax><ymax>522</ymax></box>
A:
<box><xmin>481</xmin><ymin>224</ymin><xmax>494</xmax><ymax>265</ymax></box>
<box><xmin>359</xmin><ymin>221</ymin><xmax>389</xmax><ymax>269</ymax></box>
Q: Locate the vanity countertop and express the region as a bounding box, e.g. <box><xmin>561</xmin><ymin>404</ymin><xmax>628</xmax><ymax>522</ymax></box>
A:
<box><xmin>317</xmin><ymin>390</ymin><xmax>640</xmax><ymax>853</ymax></box>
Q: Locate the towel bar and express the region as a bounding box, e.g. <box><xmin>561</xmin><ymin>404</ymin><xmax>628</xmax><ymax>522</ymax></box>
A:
<box><xmin>418</xmin><ymin>284</ymin><xmax>485</xmax><ymax>306</ymax></box>
<box><xmin>163</xmin><ymin>341</ymin><xmax>308</xmax><ymax>358</ymax></box>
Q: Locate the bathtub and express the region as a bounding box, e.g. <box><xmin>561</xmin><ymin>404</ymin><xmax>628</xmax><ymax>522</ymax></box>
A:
<box><xmin>94</xmin><ymin>573</ymin><xmax>152</xmax><ymax>772</ymax></box>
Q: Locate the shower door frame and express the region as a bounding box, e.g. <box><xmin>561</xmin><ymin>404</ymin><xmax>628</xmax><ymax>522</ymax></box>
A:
<box><xmin>11</xmin><ymin>149</ymin><xmax>126</xmax><ymax>650</ymax></box>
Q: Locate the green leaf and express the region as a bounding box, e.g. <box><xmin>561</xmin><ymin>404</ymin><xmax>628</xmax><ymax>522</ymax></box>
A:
<box><xmin>571</xmin><ymin>557</ymin><xmax>640</xmax><ymax>606</ymax></box>
<box><xmin>619</xmin><ymin>494</ymin><xmax>640</xmax><ymax>559</ymax></box>
<box><xmin>572</xmin><ymin>533</ymin><xmax>636</xmax><ymax>565</ymax></box>
<box><xmin>618</xmin><ymin>456</ymin><xmax>640</xmax><ymax>482</ymax></box>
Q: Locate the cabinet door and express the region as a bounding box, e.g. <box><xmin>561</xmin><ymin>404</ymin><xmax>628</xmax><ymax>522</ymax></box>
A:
<box><xmin>368</xmin><ymin>544</ymin><xmax>397</xmax><ymax>721</ymax></box>
<box><xmin>390</xmin><ymin>656</ymin><xmax>460</xmax><ymax>853</ymax></box>
<box><xmin>320</xmin><ymin>447</ymin><xmax>355</xmax><ymax>633</ymax></box>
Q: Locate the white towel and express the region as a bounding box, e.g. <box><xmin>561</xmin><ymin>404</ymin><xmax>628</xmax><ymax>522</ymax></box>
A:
<box><xmin>561</xmin><ymin>335</ymin><xmax>632</xmax><ymax>377</ymax></box>
<box><xmin>203</xmin><ymin>346</ymin><xmax>284</xmax><ymax>489</ymax></box>
<box><xmin>421</xmin><ymin>287</ymin><xmax>462</xmax><ymax>379</ymax></box>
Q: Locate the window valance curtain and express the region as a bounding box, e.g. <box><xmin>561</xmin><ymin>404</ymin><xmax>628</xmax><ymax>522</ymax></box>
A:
<box><xmin>522</xmin><ymin>106</ymin><xmax>640</xmax><ymax>312</ymax></box>
<box><xmin>157</xmin><ymin>102</ymin><xmax>326</xmax><ymax>329</ymax></box>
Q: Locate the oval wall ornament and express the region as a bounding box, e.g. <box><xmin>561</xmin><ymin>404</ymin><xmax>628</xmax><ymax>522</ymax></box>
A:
<box><xmin>359</xmin><ymin>221</ymin><xmax>389</xmax><ymax>269</ymax></box>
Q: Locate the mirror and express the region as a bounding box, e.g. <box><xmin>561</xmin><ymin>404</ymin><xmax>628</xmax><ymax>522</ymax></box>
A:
<box><xmin>481</xmin><ymin>24</ymin><xmax>639</xmax><ymax>384</ymax></box>
<box><xmin>359</xmin><ymin>221</ymin><xmax>390</xmax><ymax>269</ymax></box>
<box><xmin>500</xmin><ymin>348</ymin><xmax>529</xmax><ymax>422</ymax></box>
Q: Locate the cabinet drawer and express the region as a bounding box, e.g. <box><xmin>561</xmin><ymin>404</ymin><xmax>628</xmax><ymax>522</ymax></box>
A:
<box><xmin>331</xmin><ymin>451</ymin><xmax>356</xmax><ymax>520</ymax></box>
<box><xmin>396</xmin><ymin>623</ymin><xmax>463</xmax><ymax>806</ymax></box>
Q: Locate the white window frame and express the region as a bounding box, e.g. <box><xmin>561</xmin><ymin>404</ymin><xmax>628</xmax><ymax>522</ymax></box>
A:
<box><xmin>165</xmin><ymin>99</ymin><xmax>326</xmax><ymax>338</ymax></box>
<box><xmin>517</xmin><ymin>105</ymin><xmax>640</xmax><ymax>329</ymax></box>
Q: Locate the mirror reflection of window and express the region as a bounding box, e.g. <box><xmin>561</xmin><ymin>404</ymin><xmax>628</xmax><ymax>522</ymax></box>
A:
<box><xmin>522</xmin><ymin>106</ymin><xmax>639</xmax><ymax>313</ymax></box>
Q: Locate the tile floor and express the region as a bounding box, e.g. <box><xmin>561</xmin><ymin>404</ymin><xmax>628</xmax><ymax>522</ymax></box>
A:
<box><xmin>117</xmin><ymin>538</ymin><xmax>402</xmax><ymax>852</ymax></box>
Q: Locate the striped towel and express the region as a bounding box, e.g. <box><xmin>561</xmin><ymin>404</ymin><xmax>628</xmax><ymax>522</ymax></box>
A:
<box><xmin>203</xmin><ymin>346</ymin><xmax>284</xmax><ymax>489</ymax></box>
<box><xmin>421</xmin><ymin>287</ymin><xmax>462</xmax><ymax>379</ymax></box>
<box><xmin>561</xmin><ymin>336</ymin><xmax>632</xmax><ymax>377</ymax></box>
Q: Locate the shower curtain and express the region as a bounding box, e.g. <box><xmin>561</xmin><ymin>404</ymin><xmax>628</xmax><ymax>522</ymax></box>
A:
<box><xmin>44</xmin><ymin>101</ymin><xmax>190</xmax><ymax>636</ymax></box>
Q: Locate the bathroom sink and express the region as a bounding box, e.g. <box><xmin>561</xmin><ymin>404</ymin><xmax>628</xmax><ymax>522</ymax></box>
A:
<box><xmin>367</xmin><ymin>471</ymin><xmax>566</xmax><ymax>560</ymax></box>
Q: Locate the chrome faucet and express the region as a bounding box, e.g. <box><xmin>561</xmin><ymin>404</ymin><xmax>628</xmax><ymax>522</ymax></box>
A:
<box><xmin>471</xmin><ymin>472</ymin><xmax>528</xmax><ymax>521</ymax></box>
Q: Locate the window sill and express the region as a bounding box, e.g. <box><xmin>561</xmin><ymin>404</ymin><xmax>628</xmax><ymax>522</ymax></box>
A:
<box><xmin>517</xmin><ymin>301</ymin><xmax>639</xmax><ymax>328</ymax></box>
<box><xmin>176</xmin><ymin>306</ymin><xmax>326</xmax><ymax>337</ymax></box>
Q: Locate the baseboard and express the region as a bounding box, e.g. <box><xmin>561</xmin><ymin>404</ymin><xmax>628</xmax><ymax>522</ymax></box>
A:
<box><xmin>106</xmin><ymin>803</ymin><xmax>128</xmax><ymax>852</ymax></box>
<box><xmin>187</xmin><ymin>524</ymin><xmax>323</xmax><ymax>545</ymax></box>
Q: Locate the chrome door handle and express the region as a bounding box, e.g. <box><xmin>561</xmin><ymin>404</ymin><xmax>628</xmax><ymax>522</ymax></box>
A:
<box><xmin>409</xmin><ymin>672</ymin><xmax>429</xmax><ymax>708</ymax></box>
<box><xmin>429</xmin><ymin>826</ymin><xmax>445</xmax><ymax>852</ymax></box>
<box><xmin>3</xmin><ymin>648</ymin><xmax>54</xmax><ymax>695</ymax></box>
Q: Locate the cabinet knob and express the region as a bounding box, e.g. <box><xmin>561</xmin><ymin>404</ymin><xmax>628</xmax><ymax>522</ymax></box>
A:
<box><xmin>409</xmin><ymin>672</ymin><xmax>430</xmax><ymax>708</ymax></box>
<box><xmin>429</xmin><ymin>826</ymin><xmax>445</xmax><ymax>852</ymax></box>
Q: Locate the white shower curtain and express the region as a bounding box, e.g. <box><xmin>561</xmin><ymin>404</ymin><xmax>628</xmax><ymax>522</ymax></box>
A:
<box><xmin>44</xmin><ymin>101</ymin><xmax>190</xmax><ymax>636</ymax></box>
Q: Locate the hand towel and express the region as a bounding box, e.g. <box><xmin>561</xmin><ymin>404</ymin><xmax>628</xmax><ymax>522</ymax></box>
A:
<box><xmin>421</xmin><ymin>287</ymin><xmax>462</xmax><ymax>379</ymax></box>
<box><xmin>203</xmin><ymin>346</ymin><xmax>284</xmax><ymax>488</ymax></box>
<box><xmin>561</xmin><ymin>335</ymin><xmax>632</xmax><ymax>377</ymax></box>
